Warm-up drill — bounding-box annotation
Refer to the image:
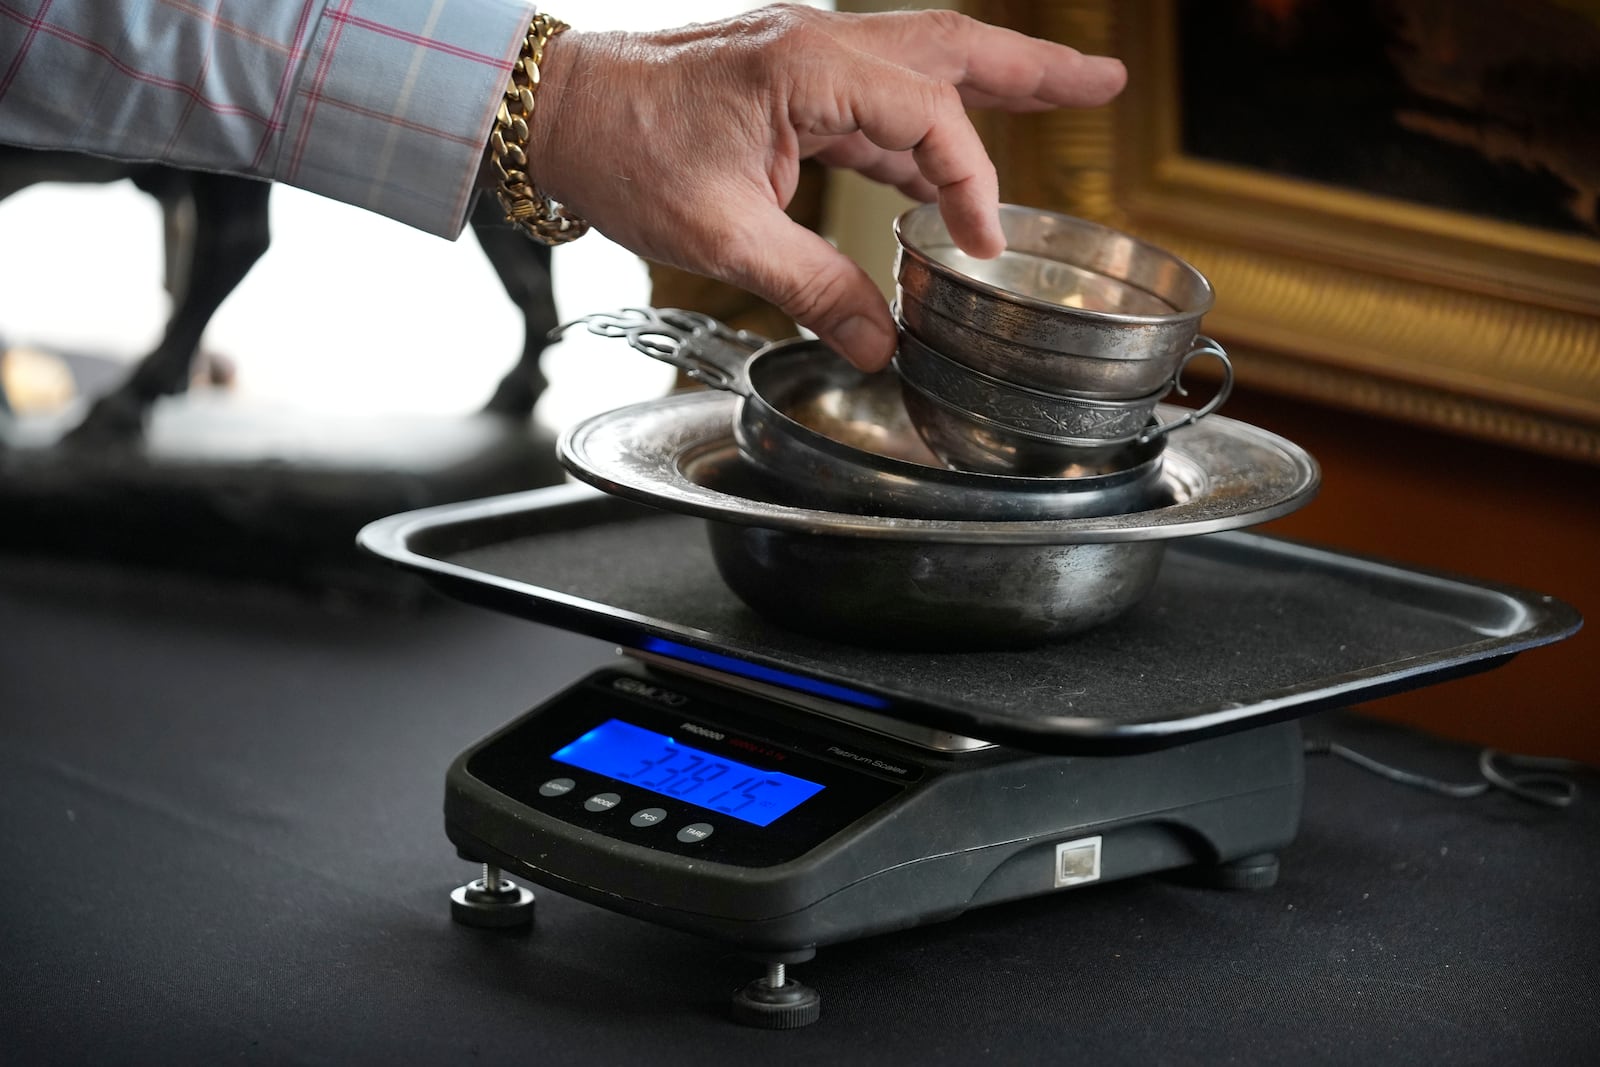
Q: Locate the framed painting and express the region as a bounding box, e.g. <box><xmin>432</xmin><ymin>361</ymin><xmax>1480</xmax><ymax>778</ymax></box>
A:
<box><xmin>964</xmin><ymin>0</ymin><xmax>1600</xmax><ymax>463</ymax></box>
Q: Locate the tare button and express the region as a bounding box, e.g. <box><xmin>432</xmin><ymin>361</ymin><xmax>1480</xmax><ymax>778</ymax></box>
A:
<box><xmin>675</xmin><ymin>823</ymin><xmax>715</xmax><ymax>844</ymax></box>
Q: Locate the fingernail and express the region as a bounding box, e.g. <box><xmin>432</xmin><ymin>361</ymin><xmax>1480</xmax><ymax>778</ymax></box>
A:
<box><xmin>833</xmin><ymin>315</ymin><xmax>893</xmax><ymax>371</ymax></box>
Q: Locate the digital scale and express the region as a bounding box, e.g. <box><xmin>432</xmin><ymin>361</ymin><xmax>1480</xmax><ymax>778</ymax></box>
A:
<box><xmin>359</xmin><ymin>483</ymin><xmax>1581</xmax><ymax>1029</ymax></box>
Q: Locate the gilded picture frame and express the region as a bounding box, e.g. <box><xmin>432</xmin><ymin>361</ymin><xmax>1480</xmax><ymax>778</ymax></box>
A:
<box><xmin>964</xmin><ymin>0</ymin><xmax>1600</xmax><ymax>463</ymax></box>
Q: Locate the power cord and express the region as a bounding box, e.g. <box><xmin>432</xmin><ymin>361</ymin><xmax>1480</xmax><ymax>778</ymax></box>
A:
<box><xmin>1304</xmin><ymin>738</ymin><xmax>1582</xmax><ymax>809</ymax></box>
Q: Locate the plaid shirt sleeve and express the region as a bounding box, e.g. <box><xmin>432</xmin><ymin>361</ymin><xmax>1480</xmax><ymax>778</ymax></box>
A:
<box><xmin>0</xmin><ymin>0</ymin><xmax>538</xmax><ymax>238</ymax></box>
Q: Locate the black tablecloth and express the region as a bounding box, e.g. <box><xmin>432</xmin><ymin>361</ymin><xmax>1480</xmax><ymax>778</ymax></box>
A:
<box><xmin>2</xmin><ymin>561</ymin><xmax>1596</xmax><ymax>1065</ymax></box>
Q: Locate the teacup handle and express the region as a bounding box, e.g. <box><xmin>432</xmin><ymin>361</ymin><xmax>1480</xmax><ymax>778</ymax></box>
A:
<box><xmin>1138</xmin><ymin>337</ymin><xmax>1234</xmax><ymax>443</ymax></box>
<box><xmin>549</xmin><ymin>307</ymin><xmax>771</xmax><ymax>396</ymax></box>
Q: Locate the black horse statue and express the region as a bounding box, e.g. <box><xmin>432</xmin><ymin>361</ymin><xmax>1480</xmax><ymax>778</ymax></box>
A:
<box><xmin>0</xmin><ymin>145</ymin><xmax>560</xmax><ymax>443</ymax></box>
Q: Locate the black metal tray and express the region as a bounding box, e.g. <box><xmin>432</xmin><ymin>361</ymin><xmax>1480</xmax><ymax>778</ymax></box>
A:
<box><xmin>359</xmin><ymin>483</ymin><xmax>1581</xmax><ymax>754</ymax></box>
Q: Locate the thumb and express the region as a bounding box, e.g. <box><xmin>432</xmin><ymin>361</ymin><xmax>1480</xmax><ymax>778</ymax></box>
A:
<box><xmin>719</xmin><ymin>210</ymin><xmax>897</xmax><ymax>372</ymax></box>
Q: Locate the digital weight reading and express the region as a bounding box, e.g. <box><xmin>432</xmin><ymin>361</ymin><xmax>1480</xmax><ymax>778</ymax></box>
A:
<box><xmin>551</xmin><ymin>719</ymin><xmax>824</xmax><ymax>827</ymax></box>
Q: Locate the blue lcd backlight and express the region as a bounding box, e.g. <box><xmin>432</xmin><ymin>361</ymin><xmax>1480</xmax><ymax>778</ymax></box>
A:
<box><xmin>552</xmin><ymin>719</ymin><xmax>824</xmax><ymax>827</ymax></box>
<box><xmin>637</xmin><ymin>637</ymin><xmax>891</xmax><ymax>710</ymax></box>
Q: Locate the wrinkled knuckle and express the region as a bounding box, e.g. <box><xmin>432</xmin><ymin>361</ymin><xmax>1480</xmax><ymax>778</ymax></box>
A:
<box><xmin>745</xmin><ymin>4</ymin><xmax>817</xmax><ymax>46</ymax></box>
<box><xmin>723</xmin><ymin>4</ymin><xmax>827</xmax><ymax>82</ymax></box>
<box><xmin>919</xmin><ymin>8</ymin><xmax>974</xmax><ymax>42</ymax></box>
<box><xmin>765</xmin><ymin>2</ymin><xmax>820</xmax><ymax>25</ymax></box>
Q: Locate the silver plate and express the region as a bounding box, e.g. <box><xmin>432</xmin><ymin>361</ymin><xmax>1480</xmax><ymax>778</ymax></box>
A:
<box><xmin>559</xmin><ymin>392</ymin><xmax>1320</xmax><ymax>545</ymax></box>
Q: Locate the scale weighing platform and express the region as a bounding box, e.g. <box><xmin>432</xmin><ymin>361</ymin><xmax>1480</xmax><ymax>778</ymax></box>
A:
<box><xmin>358</xmin><ymin>483</ymin><xmax>1581</xmax><ymax>1029</ymax></box>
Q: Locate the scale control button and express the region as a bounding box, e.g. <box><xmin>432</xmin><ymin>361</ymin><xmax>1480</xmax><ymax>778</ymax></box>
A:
<box><xmin>676</xmin><ymin>822</ymin><xmax>715</xmax><ymax>844</ymax></box>
<box><xmin>583</xmin><ymin>792</ymin><xmax>621</xmax><ymax>813</ymax></box>
<box><xmin>539</xmin><ymin>777</ymin><xmax>576</xmax><ymax>798</ymax></box>
<box><xmin>630</xmin><ymin>807</ymin><xmax>667</xmax><ymax>828</ymax></box>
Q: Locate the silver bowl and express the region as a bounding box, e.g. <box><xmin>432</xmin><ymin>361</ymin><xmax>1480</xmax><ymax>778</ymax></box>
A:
<box><xmin>894</xmin><ymin>203</ymin><xmax>1220</xmax><ymax>395</ymax></box>
<box><xmin>559</xmin><ymin>390</ymin><xmax>1321</xmax><ymax>648</ymax></box>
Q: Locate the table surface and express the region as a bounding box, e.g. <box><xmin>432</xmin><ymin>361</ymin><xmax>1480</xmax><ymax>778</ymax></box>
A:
<box><xmin>2</xmin><ymin>560</ymin><xmax>1596</xmax><ymax>1065</ymax></box>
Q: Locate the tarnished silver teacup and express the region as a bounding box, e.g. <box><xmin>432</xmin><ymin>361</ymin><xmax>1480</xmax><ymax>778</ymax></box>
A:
<box><xmin>894</xmin><ymin>203</ymin><xmax>1226</xmax><ymax>399</ymax></box>
<box><xmin>894</xmin><ymin>330</ymin><xmax>1232</xmax><ymax>478</ymax></box>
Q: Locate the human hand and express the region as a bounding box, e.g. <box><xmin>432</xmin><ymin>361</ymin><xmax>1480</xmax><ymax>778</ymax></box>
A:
<box><xmin>527</xmin><ymin>4</ymin><xmax>1126</xmax><ymax>371</ymax></box>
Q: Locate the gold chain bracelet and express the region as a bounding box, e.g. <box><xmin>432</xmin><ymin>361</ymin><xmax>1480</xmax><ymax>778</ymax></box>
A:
<box><xmin>489</xmin><ymin>14</ymin><xmax>589</xmax><ymax>244</ymax></box>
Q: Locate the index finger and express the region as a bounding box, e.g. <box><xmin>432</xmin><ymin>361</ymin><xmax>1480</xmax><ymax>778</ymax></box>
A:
<box><xmin>789</xmin><ymin>47</ymin><xmax>1003</xmax><ymax>256</ymax></box>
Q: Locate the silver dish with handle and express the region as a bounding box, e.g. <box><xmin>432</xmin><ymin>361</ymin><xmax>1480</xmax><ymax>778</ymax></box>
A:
<box><xmin>552</xmin><ymin>307</ymin><xmax>1167</xmax><ymax>520</ymax></box>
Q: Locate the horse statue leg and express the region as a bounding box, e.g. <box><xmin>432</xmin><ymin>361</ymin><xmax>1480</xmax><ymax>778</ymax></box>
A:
<box><xmin>0</xmin><ymin>147</ymin><xmax>154</xmax><ymax>443</ymax></box>
<box><xmin>470</xmin><ymin>199</ymin><xmax>559</xmax><ymax>419</ymax></box>
<box><xmin>66</xmin><ymin>171</ymin><xmax>272</xmax><ymax>444</ymax></box>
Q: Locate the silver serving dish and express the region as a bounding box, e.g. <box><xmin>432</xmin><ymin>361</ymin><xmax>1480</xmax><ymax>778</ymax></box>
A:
<box><xmin>559</xmin><ymin>391</ymin><xmax>1320</xmax><ymax>648</ymax></box>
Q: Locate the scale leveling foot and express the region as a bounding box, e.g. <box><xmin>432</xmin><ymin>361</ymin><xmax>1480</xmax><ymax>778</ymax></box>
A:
<box><xmin>450</xmin><ymin>863</ymin><xmax>536</xmax><ymax>929</ymax></box>
<box><xmin>731</xmin><ymin>961</ymin><xmax>822</xmax><ymax>1029</ymax></box>
<box><xmin>1195</xmin><ymin>851</ymin><xmax>1281</xmax><ymax>891</ymax></box>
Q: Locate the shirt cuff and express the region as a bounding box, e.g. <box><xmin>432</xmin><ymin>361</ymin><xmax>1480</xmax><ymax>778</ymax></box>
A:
<box><xmin>274</xmin><ymin>0</ymin><xmax>539</xmax><ymax>239</ymax></box>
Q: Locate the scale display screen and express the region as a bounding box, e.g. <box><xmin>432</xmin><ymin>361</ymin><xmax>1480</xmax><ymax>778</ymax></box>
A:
<box><xmin>552</xmin><ymin>719</ymin><xmax>824</xmax><ymax>827</ymax></box>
